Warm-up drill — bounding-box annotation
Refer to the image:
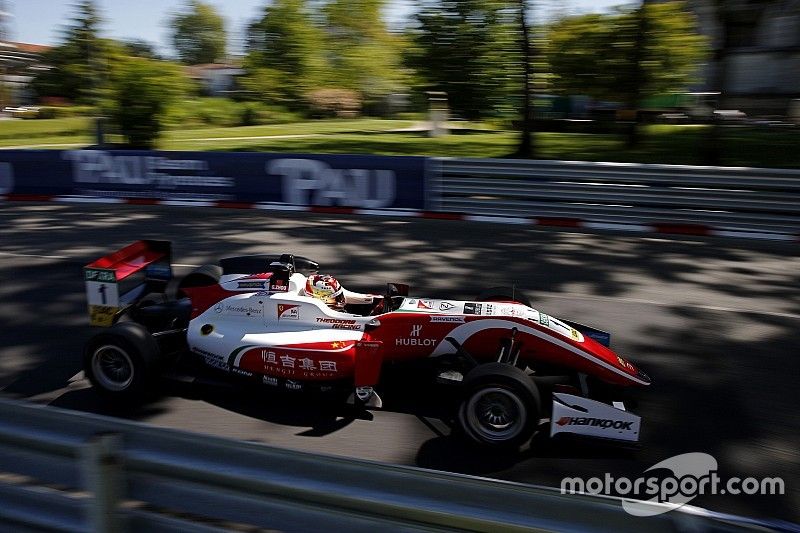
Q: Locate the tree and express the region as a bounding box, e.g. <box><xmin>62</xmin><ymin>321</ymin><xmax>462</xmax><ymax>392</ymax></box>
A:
<box><xmin>244</xmin><ymin>0</ymin><xmax>325</xmax><ymax>106</ymax></box>
<box><xmin>546</xmin><ymin>2</ymin><xmax>707</xmax><ymax>106</ymax></box>
<box><xmin>122</xmin><ymin>39</ymin><xmax>161</xmax><ymax>60</ymax></box>
<box><xmin>31</xmin><ymin>0</ymin><xmax>108</xmax><ymax>103</ymax></box>
<box><xmin>322</xmin><ymin>0</ymin><xmax>408</xmax><ymax>108</ymax></box>
<box><xmin>516</xmin><ymin>0</ymin><xmax>534</xmax><ymax>157</ymax></box>
<box><xmin>406</xmin><ymin>0</ymin><xmax>520</xmax><ymax>120</ymax></box>
<box><xmin>170</xmin><ymin>0</ymin><xmax>226</xmax><ymax>65</ymax></box>
<box><xmin>627</xmin><ymin>0</ymin><xmax>649</xmax><ymax>147</ymax></box>
<box><xmin>703</xmin><ymin>0</ymin><xmax>736</xmax><ymax>165</ymax></box>
<box><xmin>106</xmin><ymin>57</ymin><xmax>190</xmax><ymax>148</ymax></box>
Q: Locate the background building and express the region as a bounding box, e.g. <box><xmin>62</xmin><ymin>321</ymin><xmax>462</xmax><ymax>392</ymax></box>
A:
<box><xmin>185</xmin><ymin>63</ymin><xmax>245</xmax><ymax>97</ymax></box>
<box><xmin>690</xmin><ymin>0</ymin><xmax>800</xmax><ymax>115</ymax></box>
<box><xmin>0</xmin><ymin>40</ymin><xmax>50</xmax><ymax>107</ymax></box>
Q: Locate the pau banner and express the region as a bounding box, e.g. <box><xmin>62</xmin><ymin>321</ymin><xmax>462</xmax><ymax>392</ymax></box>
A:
<box><xmin>0</xmin><ymin>150</ymin><xmax>428</xmax><ymax>209</ymax></box>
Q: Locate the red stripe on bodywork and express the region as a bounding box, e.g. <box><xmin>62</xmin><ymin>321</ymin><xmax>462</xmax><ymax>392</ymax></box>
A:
<box><xmin>274</xmin><ymin>340</ymin><xmax>357</xmax><ymax>351</ymax></box>
<box><xmin>181</xmin><ymin>284</ymin><xmax>241</xmax><ymax>319</ymax></box>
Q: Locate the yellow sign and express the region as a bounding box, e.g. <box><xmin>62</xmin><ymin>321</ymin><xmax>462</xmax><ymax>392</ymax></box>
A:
<box><xmin>89</xmin><ymin>305</ymin><xmax>118</xmax><ymax>327</ymax></box>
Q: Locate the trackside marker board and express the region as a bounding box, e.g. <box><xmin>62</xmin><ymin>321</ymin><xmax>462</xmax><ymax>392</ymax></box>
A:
<box><xmin>84</xmin><ymin>240</ymin><xmax>172</xmax><ymax>326</ymax></box>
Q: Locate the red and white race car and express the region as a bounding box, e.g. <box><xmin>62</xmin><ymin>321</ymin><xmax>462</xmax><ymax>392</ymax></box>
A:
<box><xmin>83</xmin><ymin>241</ymin><xmax>650</xmax><ymax>448</ymax></box>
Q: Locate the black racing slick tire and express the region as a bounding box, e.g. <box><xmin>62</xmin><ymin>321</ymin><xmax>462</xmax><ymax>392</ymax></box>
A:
<box><xmin>83</xmin><ymin>322</ymin><xmax>161</xmax><ymax>403</ymax></box>
<box><xmin>457</xmin><ymin>363</ymin><xmax>541</xmax><ymax>449</ymax></box>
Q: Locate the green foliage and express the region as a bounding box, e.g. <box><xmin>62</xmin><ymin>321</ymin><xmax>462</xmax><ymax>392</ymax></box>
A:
<box><xmin>170</xmin><ymin>0</ymin><xmax>227</xmax><ymax>65</ymax></box>
<box><xmin>121</xmin><ymin>39</ymin><xmax>161</xmax><ymax>60</ymax></box>
<box><xmin>31</xmin><ymin>1</ymin><xmax>109</xmax><ymax>103</ymax></box>
<box><xmin>106</xmin><ymin>57</ymin><xmax>190</xmax><ymax>147</ymax></box>
<box><xmin>35</xmin><ymin>105</ymin><xmax>96</xmax><ymax>119</ymax></box>
<box><xmin>243</xmin><ymin>0</ymin><xmax>408</xmax><ymax>114</ymax></box>
<box><xmin>165</xmin><ymin>97</ymin><xmax>243</xmax><ymax>128</ymax></box>
<box><xmin>306</xmin><ymin>89</ymin><xmax>362</xmax><ymax>118</ymax></box>
<box><xmin>546</xmin><ymin>2</ymin><xmax>708</xmax><ymax>103</ymax></box>
<box><xmin>163</xmin><ymin>97</ymin><xmax>301</xmax><ymax>128</ymax></box>
<box><xmin>321</xmin><ymin>0</ymin><xmax>409</xmax><ymax>103</ymax></box>
<box><xmin>244</xmin><ymin>0</ymin><xmax>325</xmax><ymax>105</ymax></box>
<box><xmin>0</xmin><ymin>117</ymin><xmax>91</xmax><ymax>140</ymax></box>
<box><xmin>239</xmin><ymin>61</ymin><xmax>293</xmax><ymax>105</ymax></box>
<box><xmin>406</xmin><ymin>0</ymin><xmax>521</xmax><ymax>120</ymax></box>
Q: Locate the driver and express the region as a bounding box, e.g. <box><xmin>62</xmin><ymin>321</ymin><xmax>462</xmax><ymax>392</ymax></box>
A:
<box><xmin>305</xmin><ymin>274</ymin><xmax>346</xmax><ymax>309</ymax></box>
<box><xmin>305</xmin><ymin>274</ymin><xmax>385</xmax><ymax>314</ymax></box>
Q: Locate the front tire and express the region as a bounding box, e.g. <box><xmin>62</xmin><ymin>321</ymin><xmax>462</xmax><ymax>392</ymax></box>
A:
<box><xmin>457</xmin><ymin>363</ymin><xmax>540</xmax><ymax>448</ymax></box>
<box><xmin>83</xmin><ymin>322</ymin><xmax>161</xmax><ymax>403</ymax></box>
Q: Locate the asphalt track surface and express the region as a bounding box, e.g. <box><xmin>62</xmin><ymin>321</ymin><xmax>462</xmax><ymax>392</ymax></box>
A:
<box><xmin>1</xmin><ymin>201</ymin><xmax>798</xmax><ymax>525</ymax></box>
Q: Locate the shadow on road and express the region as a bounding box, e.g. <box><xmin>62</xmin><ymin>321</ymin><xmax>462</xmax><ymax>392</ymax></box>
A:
<box><xmin>1</xmin><ymin>202</ymin><xmax>798</xmax><ymax>522</ymax></box>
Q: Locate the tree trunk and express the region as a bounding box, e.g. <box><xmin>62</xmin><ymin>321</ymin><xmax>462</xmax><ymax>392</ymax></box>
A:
<box><xmin>703</xmin><ymin>0</ymin><xmax>729</xmax><ymax>166</ymax></box>
<box><xmin>626</xmin><ymin>0</ymin><xmax>648</xmax><ymax>148</ymax></box>
<box><xmin>516</xmin><ymin>0</ymin><xmax>535</xmax><ymax>158</ymax></box>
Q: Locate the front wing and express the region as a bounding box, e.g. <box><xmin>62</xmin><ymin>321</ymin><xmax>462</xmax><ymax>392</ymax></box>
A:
<box><xmin>550</xmin><ymin>393</ymin><xmax>641</xmax><ymax>443</ymax></box>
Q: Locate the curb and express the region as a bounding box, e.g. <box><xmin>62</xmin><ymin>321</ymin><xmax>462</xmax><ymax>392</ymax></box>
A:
<box><xmin>4</xmin><ymin>194</ymin><xmax>799</xmax><ymax>243</ymax></box>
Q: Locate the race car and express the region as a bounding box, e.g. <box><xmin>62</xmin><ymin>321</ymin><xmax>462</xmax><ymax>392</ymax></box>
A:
<box><xmin>83</xmin><ymin>241</ymin><xmax>650</xmax><ymax>449</ymax></box>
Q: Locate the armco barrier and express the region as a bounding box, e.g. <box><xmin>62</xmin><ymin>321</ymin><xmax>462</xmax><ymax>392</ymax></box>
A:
<box><xmin>0</xmin><ymin>397</ymin><xmax>792</xmax><ymax>532</ymax></box>
<box><xmin>434</xmin><ymin>158</ymin><xmax>800</xmax><ymax>238</ymax></box>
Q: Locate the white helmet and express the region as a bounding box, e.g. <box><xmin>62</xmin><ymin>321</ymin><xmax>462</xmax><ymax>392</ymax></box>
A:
<box><xmin>305</xmin><ymin>274</ymin><xmax>345</xmax><ymax>308</ymax></box>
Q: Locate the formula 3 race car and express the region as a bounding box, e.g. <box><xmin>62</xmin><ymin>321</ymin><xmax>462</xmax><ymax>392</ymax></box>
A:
<box><xmin>82</xmin><ymin>241</ymin><xmax>651</xmax><ymax>449</ymax></box>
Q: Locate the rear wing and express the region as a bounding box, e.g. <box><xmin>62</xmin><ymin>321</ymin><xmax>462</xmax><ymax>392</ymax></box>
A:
<box><xmin>84</xmin><ymin>240</ymin><xmax>172</xmax><ymax>326</ymax></box>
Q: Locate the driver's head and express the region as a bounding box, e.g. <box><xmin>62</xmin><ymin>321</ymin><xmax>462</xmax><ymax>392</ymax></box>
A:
<box><xmin>305</xmin><ymin>274</ymin><xmax>345</xmax><ymax>309</ymax></box>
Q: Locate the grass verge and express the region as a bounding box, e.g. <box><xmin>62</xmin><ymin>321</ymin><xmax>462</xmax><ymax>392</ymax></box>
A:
<box><xmin>1</xmin><ymin>119</ymin><xmax>799</xmax><ymax>168</ymax></box>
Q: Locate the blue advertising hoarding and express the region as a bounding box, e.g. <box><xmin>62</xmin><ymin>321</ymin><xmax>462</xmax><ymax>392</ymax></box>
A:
<box><xmin>0</xmin><ymin>150</ymin><xmax>428</xmax><ymax>209</ymax></box>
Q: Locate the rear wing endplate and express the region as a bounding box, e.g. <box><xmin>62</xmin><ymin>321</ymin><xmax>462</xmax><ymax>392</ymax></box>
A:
<box><xmin>84</xmin><ymin>240</ymin><xmax>172</xmax><ymax>326</ymax></box>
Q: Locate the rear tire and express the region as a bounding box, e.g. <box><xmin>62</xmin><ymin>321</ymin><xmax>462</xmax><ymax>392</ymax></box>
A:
<box><xmin>457</xmin><ymin>363</ymin><xmax>540</xmax><ymax>449</ymax></box>
<box><xmin>179</xmin><ymin>264</ymin><xmax>222</xmax><ymax>288</ymax></box>
<box><xmin>177</xmin><ymin>264</ymin><xmax>222</xmax><ymax>298</ymax></box>
<box><xmin>83</xmin><ymin>322</ymin><xmax>161</xmax><ymax>403</ymax></box>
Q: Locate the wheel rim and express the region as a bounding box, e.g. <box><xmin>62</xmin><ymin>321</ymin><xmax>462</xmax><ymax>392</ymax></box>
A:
<box><xmin>465</xmin><ymin>386</ymin><xmax>527</xmax><ymax>442</ymax></box>
<box><xmin>91</xmin><ymin>345</ymin><xmax>134</xmax><ymax>391</ymax></box>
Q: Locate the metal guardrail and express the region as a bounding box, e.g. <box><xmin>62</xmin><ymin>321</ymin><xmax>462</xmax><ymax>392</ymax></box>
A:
<box><xmin>433</xmin><ymin>159</ymin><xmax>800</xmax><ymax>234</ymax></box>
<box><xmin>0</xmin><ymin>398</ymin><xmax>790</xmax><ymax>532</ymax></box>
